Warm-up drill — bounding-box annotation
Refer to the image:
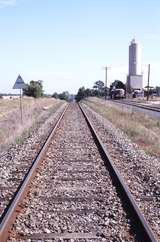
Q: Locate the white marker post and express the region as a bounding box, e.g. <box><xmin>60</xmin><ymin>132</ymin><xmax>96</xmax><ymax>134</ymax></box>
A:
<box><xmin>13</xmin><ymin>75</ymin><xmax>26</xmax><ymax>124</ymax></box>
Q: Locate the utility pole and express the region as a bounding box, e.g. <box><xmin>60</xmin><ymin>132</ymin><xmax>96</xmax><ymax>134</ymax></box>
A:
<box><xmin>147</xmin><ymin>64</ymin><xmax>150</xmax><ymax>101</ymax></box>
<box><xmin>105</xmin><ymin>66</ymin><xmax>109</xmax><ymax>100</ymax></box>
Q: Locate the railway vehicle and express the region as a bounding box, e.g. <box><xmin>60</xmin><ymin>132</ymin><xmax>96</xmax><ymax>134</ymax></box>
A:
<box><xmin>110</xmin><ymin>88</ymin><xmax>125</xmax><ymax>99</ymax></box>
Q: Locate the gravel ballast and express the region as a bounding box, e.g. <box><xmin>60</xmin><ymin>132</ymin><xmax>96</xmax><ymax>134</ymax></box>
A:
<box><xmin>82</xmin><ymin>103</ymin><xmax>160</xmax><ymax>240</ymax></box>
<box><xmin>8</xmin><ymin>103</ymin><xmax>139</xmax><ymax>242</ymax></box>
<box><xmin>0</xmin><ymin>102</ymin><xmax>67</xmax><ymax>218</ymax></box>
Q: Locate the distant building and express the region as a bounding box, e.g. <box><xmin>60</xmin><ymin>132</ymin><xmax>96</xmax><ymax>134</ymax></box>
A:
<box><xmin>126</xmin><ymin>38</ymin><xmax>143</xmax><ymax>93</ymax></box>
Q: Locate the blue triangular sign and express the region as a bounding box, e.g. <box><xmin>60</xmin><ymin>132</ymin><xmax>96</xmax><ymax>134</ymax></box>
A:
<box><xmin>13</xmin><ymin>75</ymin><xmax>26</xmax><ymax>89</ymax></box>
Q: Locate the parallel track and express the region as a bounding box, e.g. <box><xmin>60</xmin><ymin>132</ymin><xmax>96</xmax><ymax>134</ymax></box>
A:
<box><xmin>112</xmin><ymin>100</ymin><xmax>160</xmax><ymax>113</ymax></box>
<box><xmin>0</xmin><ymin>103</ymin><xmax>158</xmax><ymax>242</ymax></box>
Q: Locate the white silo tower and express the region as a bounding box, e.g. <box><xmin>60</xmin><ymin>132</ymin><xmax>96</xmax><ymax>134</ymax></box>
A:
<box><xmin>129</xmin><ymin>38</ymin><xmax>142</xmax><ymax>75</ymax></box>
<box><xmin>127</xmin><ymin>38</ymin><xmax>143</xmax><ymax>93</ymax></box>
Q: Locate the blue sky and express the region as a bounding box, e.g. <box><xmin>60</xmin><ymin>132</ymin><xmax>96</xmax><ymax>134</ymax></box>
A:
<box><xmin>0</xmin><ymin>0</ymin><xmax>160</xmax><ymax>94</ymax></box>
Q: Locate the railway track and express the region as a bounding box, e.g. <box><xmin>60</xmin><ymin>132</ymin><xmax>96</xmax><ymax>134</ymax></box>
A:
<box><xmin>81</xmin><ymin>103</ymin><xmax>160</xmax><ymax>240</ymax></box>
<box><xmin>112</xmin><ymin>99</ymin><xmax>160</xmax><ymax>113</ymax></box>
<box><xmin>0</xmin><ymin>103</ymin><xmax>158</xmax><ymax>242</ymax></box>
<box><xmin>0</xmin><ymin>103</ymin><xmax>67</xmax><ymax>218</ymax></box>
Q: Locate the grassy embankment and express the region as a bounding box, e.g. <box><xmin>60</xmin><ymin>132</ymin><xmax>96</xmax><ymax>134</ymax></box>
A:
<box><xmin>0</xmin><ymin>96</ymin><xmax>65</xmax><ymax>151</ymax></box>
<box><xmin>83</xmin><ymin>97</ymin><xmax>160</xmax><ymax>157</ymax></box>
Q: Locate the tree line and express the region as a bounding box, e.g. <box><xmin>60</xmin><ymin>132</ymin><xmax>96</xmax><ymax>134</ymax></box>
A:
<box><xmin>23</xmin><ymin>79</ymin><xmax>126</xmax><ymax>101</ymax></box>
<box><xmin>23</xmin><ymin>80</ymin><xmax>70</xmax><ymax>101</ymax></box>
<box><xmin>75</xmin><ymin>80</ymin><xmax>106</xmax><ymax>102</ymax></box>
<box><xmin>52</xmin><ymin>91</ymin><xmax>70</xmax><ymax>101</ymax></box>
<box><xmin>75</xmin><ymin>80</ymin><xmax>127</xmax><ymax>101</ymax></box>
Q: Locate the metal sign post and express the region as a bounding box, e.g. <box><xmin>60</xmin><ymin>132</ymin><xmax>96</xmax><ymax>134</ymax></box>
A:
<box><xmin>13</xmin><ymin>75</ymin><xmax>26</xmax><ymax>124</ymax></box>
<box><xmin>19</xmin><ymin>88</ymin><xmax>23</xmax><ymax>123</ymax></box>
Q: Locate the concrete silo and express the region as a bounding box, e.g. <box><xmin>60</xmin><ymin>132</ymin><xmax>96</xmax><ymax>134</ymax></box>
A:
<box><xmin>127</xmin><ymin>38</ymin><xmax>143</xmax><ymax>93</ymax></box>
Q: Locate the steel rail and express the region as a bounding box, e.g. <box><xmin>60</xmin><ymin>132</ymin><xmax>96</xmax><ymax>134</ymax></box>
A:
<box><xmin>79</xmin><ymin>103</ymin><xmax>158</xmax><ymax>242</ymax></box>
<box><xmin>124</xmin><ymin>101</ymin><xmax>160</xmax><ymax>111</ymax></box>
<box><xmin>112</xmin><ymin>100</ymin><xmax>160</xmax><ymax>112</ymax></box>
<box><xmin>0</xmin><ymin>104</ymin><xmax>68</xmax><ymax>242</ymax></box>
<box><xmin>119</xmin><ymin>99</ymin><xmax>160</xmax><ymax>107</ymax></box>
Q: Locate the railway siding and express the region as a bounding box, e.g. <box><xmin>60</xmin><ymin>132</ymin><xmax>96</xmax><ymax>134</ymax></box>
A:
<box><xmin>111</xmin><ymin>100</ymin><xmax>160</xmax><ymax>119</ymax></box>
<box><xmin>81</xmin><ymin>103</ymin><xmax>160</xmax><ymax>240</ymax></box>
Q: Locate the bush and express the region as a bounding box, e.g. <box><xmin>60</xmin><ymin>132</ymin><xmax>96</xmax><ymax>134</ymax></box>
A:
<box><xmin>23</xmin><ymin>81</ymin><xmax>43</xmax><ymax>98</ymax></box>
<box><xmin>52</xmin><ymin>91</ymin><xmax>69</xmax><ymax>101</ymax></box>
<box><xmin>75</xmin><ymin>87</ymin><xmax>86</xmax><ymax>102</ymax></box>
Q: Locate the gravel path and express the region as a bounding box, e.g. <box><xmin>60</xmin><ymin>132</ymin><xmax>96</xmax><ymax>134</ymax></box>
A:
<box><xmin>0</xmin><ymin>102</ymin><xmax>67</xmax><ymax>218</ymax></box>
<box><xmin>82</xmin><ymin>103</ymin><xmax>160</xmax><ymax>240</ymax></box>
<box><xmin>8</xmin><ymin>103</ymin><xmax>139</xmax><ymax>242</ymax></box>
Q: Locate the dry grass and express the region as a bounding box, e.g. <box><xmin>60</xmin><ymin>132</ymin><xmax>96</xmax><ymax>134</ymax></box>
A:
<box><xmin>0</xmin><ymin>96</ymin><xmax>65</xmax><ymax>151</ymax></box>
<box><xmin>83</xmin><ymin>97</ymin><xmax>160</xmax><ymax>157</ymax></box>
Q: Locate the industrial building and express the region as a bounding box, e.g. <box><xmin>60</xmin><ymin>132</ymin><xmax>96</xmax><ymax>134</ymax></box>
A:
<box><xmin>126</xmin><ymin>38</ymin><xmax>143</xmax><ymax>93</ymax></box>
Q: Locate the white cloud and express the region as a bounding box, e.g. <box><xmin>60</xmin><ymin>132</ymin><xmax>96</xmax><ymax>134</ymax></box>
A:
<box><xmin>0</xmin><ymin>0</ymin><xmax>16</xmax><ymax>7</ymax></box>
